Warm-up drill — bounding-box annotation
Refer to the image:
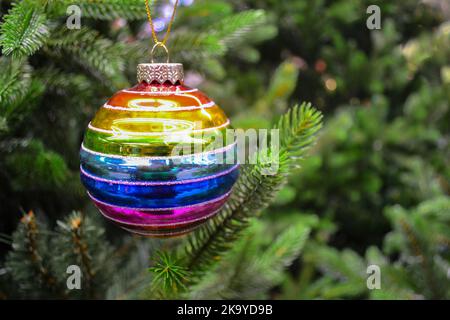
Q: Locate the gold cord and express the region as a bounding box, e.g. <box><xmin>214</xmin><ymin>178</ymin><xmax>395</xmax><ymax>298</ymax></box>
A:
<box><xmin>145</xmin><ymin>0</ymin><xmax>179</xmax><ymax>46</ymax></box>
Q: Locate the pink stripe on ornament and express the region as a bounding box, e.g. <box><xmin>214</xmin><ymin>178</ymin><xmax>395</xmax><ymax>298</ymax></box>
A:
<box><xmin>89</xmin><ymin>191</ymin><xmax>230</xmax><ymax>227</ymax></box>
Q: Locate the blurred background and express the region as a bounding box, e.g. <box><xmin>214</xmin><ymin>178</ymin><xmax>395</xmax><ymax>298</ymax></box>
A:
<box><xmin>0</xmin><ymin>0</ymin><xmax>449</xmax><ymax>299</ymax></box>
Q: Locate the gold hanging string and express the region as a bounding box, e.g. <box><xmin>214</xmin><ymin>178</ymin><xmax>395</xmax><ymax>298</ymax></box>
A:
<box><xmin>145</xmin><ymin>0</ymin><xmax>179</xmax><ymax>51</ymax></box>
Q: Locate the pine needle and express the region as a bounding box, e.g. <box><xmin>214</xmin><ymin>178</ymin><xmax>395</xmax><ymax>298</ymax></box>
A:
<box><xmin>0</xmin><ymin>2</ymin><xmax>49</xmax><ymax>58</ymax></box>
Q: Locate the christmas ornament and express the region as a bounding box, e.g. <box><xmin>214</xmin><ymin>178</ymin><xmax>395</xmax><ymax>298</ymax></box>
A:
<box><xmin>80</xmin><ymin>0</ymin><xmax>239</xmax><ymax>237</ymax></box>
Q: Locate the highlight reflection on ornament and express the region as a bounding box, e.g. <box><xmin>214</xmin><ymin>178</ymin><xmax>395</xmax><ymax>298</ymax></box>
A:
<box><xmin>80</xmin><ymin>63</ymin><xmax>238</xmax><ymax>237</ymax></box>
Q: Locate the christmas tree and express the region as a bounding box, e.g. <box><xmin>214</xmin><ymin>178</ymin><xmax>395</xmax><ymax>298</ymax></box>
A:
<box><xmin>0</xmin><ymin>0</ymin><xmax>449</xmax><ymax>300</ymax></box>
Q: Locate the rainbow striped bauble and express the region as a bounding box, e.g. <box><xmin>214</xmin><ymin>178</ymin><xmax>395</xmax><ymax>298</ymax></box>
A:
<box><xmin>80</xmin><ymin>63</ymin><xmax>239</xmax><ymax>237</ymax></box>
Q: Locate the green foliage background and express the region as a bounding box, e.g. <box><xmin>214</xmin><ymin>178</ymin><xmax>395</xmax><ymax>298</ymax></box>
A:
<box><xmin>0</xmin><ymin>0</ymin><xmax>449</xmax><ymax>299</ymax></box>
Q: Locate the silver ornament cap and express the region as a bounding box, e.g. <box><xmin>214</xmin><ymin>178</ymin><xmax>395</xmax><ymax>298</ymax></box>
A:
<box><xmin>137</xmin><ymin>63</ymin><xmax>184</xmax><ymax>84</ymax></box>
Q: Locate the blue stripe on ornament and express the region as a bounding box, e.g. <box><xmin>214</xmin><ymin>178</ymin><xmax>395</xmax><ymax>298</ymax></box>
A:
<box><xmin>80</xmin><ymin>143</ymin><xmax>237</xmax><ymax>182</ymax></box>
<box><xmin>80</xmin><ymin>165</ymin><xmax>239</xmax><ymax>209</ymax></box>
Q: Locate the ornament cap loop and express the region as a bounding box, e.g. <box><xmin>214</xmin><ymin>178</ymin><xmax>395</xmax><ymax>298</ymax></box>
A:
<box><xmin>137</xmin><ymin>63</ymin><xmax>184</xmax><ymax>84</ymax></box>
<box><xmin>151</xmin><ymin>41</ymin><xmax>170</xmax><ymax>63</ymax></box>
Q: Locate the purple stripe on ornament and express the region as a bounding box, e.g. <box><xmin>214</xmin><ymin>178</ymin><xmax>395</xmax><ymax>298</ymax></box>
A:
<box><xmin>88</xmin><ymin>190</ymin><xmax>230</xmax><ymax>212</ymax></box>
<box><xmin>99</xmin><ymin>204</ymin><xmax>220</xmax><ymax>229</ymax></box>
<box><xmin>89</xmin><ymin>191</ymin><xmax>230</xmax><ymax>226</ymax></box>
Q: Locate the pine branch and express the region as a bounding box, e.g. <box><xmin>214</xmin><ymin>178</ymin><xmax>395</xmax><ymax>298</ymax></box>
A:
<box><xmin>254</xmin><ymin>59</ymin><xmax>300</xmax><ymax>114</ymax></box>
<box><xmin>169</xmin><ymin>31</ymin><xmax>226</xmax><ymax>61</ymax></box>
<box><xmin>0</xmin><ymin>57</ymin><xmax>32</xmax><ymax>107</ymax></box>
<box><xmin>4</xmin><ymin>139</ymin><xmax>69</xmax><ymax>191</ymax></box>
<box><xmin>46</xmin><ymin>0</ymin><xmax>154</xmax><ymax>20</ymax></box>
<box><xmin>0</xmin><ymin>1</ymin><xmax>49</xmax><ymax>58</ymax></box>
<box><xmin>106</xmin><ymin>238</ymin><xmax>155</xmax><ymax>299</ymax></box>
<box><xmin>259</xmin><ymin>223</ymin><xmax>310</xmax><ymax>279</ymax></box>
<box><xmin>35</xmin><ymin>67</ymin><xmax>96</xmax><ymax>98</ymax></box>
<box><xmin>172</xmin><ymin>10</ymin><xmax>268</xmax><ymax>60</ymax></box>
<box><xmin>188</xmin><ymin>220</ymin><xmax>311</xmax><ymax>299</ymax></box>
<box><xmin>69</xmin><ymin>215</ymin><xmax>94</xmax><ymax>285</ymax></box>
<box><xmin>1</xmin><ymin>78</ymin><xmax>45</xmax><ymax>134</ymax></box>
<box><xmin>385</xmin><ymin>198</ymin><xmax>450</xmax><ymax>299</ymax></box>
<box><xmin>45</xmin><ymin>27</ymin><xmax>127</xmax><ymax>87</ymax></box>
<box><xmin>398</xmin><ymin>218</ymin><xmax>443</xmax><ymax>299</ymax></box>
<box><xmin>233</xmin><ymin>223</ymin><xmax>310</xmax><ymax>298</ymax></box>
<box><xmin>149</xmin><ymin>251</ymin><xmax>190</xmax><ymax>299</ymax></box>
<box><xmin>302</xmin><ymin>243</ymin><xmax>369</xmax><ymax>299</ymax></box>
<box><xmin>52</xmin><ymin>212</ymin><xmax>116</xmax><ymax>299</ymax></box>
<box><xmin>137</xmin><ymin>9</ymin><xmax>271</xmax><ymax>66</ymax></box>
<box><xmin>184</xmin><ymin>103</ymin><xmax>323</xmax><ymax>279</ymax></box>
<box><xmin>209</xmin><ymin>9</ymin><xmax>268</xmax><ymax>49</ymax></box>
<box><xmin>5</xmin><ymin>211</ymin><xmax>63</xmax><ymax>297</ymax></box>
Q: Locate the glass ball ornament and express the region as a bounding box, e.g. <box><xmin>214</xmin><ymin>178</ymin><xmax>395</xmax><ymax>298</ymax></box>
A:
<box><xmin>80</xmin><ymin>63</ymin><xmax>239</xmax><ymax>237</ymax></box>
